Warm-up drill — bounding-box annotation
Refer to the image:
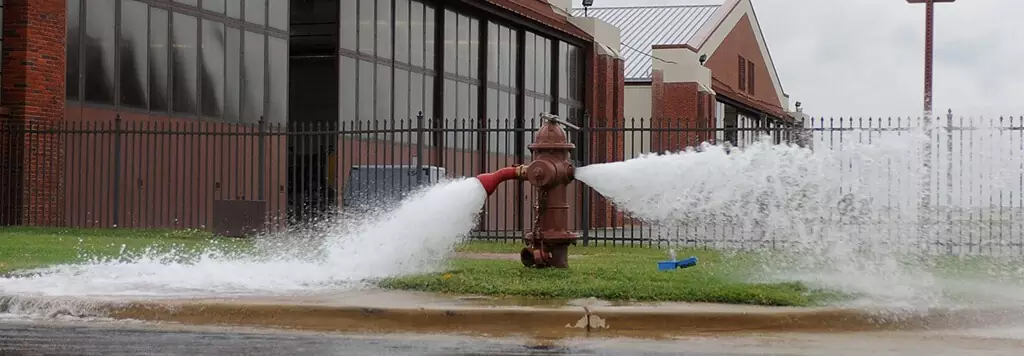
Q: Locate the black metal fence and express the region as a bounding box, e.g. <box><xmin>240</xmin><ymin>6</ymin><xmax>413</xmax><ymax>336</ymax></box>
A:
<box><xmin>1</xmin><ymin>112</ymin><xmax>1022</xmax><ymax>255</ymax></box>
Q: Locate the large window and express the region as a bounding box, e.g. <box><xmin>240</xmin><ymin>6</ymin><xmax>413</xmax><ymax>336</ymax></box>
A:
<box><xmin>339</xmin><ymin>0</ymin><xmax>435</xmax><ymax>144</ymax></box>
<box><xmin>66</xmin><ymin>0</ymin><xmax>289</xmax><ymax>124</ymax></box>
<box><xmin>335</xmin><ymin>0</ymin><xmax>586</xmax><ymax>154</ymax></box>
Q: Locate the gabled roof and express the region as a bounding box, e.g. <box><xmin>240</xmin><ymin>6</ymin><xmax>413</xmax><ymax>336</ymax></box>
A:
<box><xmin>570</xmin><ymin>5</ymin><xmax>721</xmax><ymax>82</ymax></box>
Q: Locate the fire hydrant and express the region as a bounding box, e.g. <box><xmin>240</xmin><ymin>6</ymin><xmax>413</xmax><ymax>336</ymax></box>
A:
<box><xmin>476</xmin><ymin>114</ymin><xmax>578</xmax><ymax>268</ymax></box>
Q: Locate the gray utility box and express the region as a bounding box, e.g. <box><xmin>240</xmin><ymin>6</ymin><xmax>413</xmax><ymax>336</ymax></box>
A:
<box><xmin>341</xmin><ymin>165</ymin><xmax>448</xmax><ymax>216</ymax></box>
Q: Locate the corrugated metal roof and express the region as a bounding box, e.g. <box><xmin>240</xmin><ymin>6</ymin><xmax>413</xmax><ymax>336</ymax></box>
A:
<box><xmin>571</xmin><ymin>5</ymin><xmax>721</xmax><ymax>82</ymax></box>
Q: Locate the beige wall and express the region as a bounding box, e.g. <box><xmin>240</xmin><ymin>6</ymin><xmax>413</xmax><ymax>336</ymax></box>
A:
<box><xmin>623</xmin><ymin>85</ymin><xmax>653</xmax><ymax>158</ymax></box>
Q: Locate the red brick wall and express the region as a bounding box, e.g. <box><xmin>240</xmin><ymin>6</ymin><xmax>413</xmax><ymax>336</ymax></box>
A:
<box><xmin>585</xmin><ymin>51</ymin><xmax>625</xmax><ymax>229</ymax></box>
<box><xmin>0</xmin><ymin>0</ymin><xmax>67</xmax><ymax>226</ymax></box>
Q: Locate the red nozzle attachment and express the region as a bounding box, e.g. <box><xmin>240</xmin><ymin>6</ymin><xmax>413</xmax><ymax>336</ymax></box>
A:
<box><xmin>475</xmin><ymin>166</ymin><xmax>522</xmax><ymax>196</ymax></box>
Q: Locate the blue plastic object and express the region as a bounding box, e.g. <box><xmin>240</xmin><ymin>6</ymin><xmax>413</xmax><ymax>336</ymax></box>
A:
<box><xmin>657</xmin><ymin>256</ymin><xmax>699</xmax><ymax>271</ymax></box>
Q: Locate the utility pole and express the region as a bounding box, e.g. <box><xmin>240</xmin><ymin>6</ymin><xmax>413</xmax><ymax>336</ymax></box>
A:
<box><xmin>907</xmin><ymin>0</ymin><xmax>954</xmax><ymax>250</ymax></box>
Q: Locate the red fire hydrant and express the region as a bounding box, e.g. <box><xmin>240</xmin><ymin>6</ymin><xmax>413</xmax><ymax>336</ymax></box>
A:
<box><xmin>476</xmin><ymin>115</ymin><xmax>578</xmax><ymax>268</ymax></box>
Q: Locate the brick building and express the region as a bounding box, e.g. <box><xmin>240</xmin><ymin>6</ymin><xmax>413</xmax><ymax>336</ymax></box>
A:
<box><xmin>575</xmin><ymin>0</ymin><xmax>801</xmax><ymax>157</ymax></box>
<box><xmin>0</xmin><ymin>0</ymin><xmax>799</xmax><ymax>233</ymax></box>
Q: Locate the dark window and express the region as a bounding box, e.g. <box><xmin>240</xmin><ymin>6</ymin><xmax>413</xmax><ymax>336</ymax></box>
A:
<box><xmin>172</xmin><ymin>13</ymin><xmax>198</xmax><ymax>115</ymax></box>
<box><xmin>395</xmin><ymin>0</ymin><xmax>409</xmax><ymax>64</ymax></box>
<box><xmin>747</xmin><ymin>60</ymin><xmax>755</xmax><ymax>95</ymax></box>
<box><xmin>268</xmin><ymin>0</ymin><xmax>288</xmax><ymax>30</ymax></box>
<box><xmin>149</xmin><ymin>8</ymin><xmax>170</xmax><ymax>111</ymax></box>
<box><xmin>738</xmin><ymin>55</ymin><xmax>746</xmax><ymax>92</ymax></box>
<box><xmin>203</xmin><ymin>0</ymin><xmax>226</xmax><ymax>13</ymax></box>
<box><xmin>358</xmin><ymin>0</ymin><xmax>374</xmax><ymax>55</ymax></box>
<box><xmin>242</xmin><ymin>31</ymin><xmax>265</xmax><ymax>122</ymax></box>
<box><xmin>340</xmin><ymin>0</ymin><xmax>357</xmax><ymax>50</ymax></box>
<box><xmin>376</xmin><ymin>0</ymin><xmax>392</xmax><ymax>60</ymax></box>
<box><xmin>268</xmin><ymin>36</ymin><xmax>288</xmax><ymax>124</ymax></box>
<box><xmin>120</xmin><ymin>0</ymin><xmax>149</xmax><ymax>109</ymax></box>
<box><xmin>83</xmin><ymin>0</ymin><xmax>116</xmax><ymax>104</ymax></box>
<box><xmin>245</xmin><ymin>0</ymin><xmax>267</xmax><ymax>26</ymax></box>
<box><xmin>225</xmin><ymin>26</ymin><xmax>241</xmax><ymax>121</ymax></box>
<box><xmin>201</xmin><ymin>19</ymin><xmax>225</xmax><ymax>118</ymax></box>
<box><xmin>66</xmin><ymin>0</ymin><xmax>81</xmax><ymax>100</ymax></box>
<box><xmin>227</xmin><ymin>0</ymin><xmax>242</xmax><ymax>18</ymax></box>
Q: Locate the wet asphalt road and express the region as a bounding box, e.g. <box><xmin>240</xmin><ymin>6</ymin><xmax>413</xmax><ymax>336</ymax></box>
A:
<box><xmin>0</xmin><ymin>321</ymin><xmax>739</xmax><ymax>356</ymax></box>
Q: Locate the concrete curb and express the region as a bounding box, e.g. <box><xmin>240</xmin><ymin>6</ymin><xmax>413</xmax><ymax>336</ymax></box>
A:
<box><xmin>3</xmin><ymin>295</ymin><xmax>1022</xmax><ymax>337</ymax></box>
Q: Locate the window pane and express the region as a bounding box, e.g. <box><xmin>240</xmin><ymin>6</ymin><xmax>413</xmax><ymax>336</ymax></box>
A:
<box><xmin>469</xmin><ymin>18</ymin><xmax>478</xmax><ymax>79</ymax></box>
<box><xmin>268</xmin><ymin>37</ymin><xmax>287</xmax><ymax>124</ymax></box>
<box><xmin>486</xmin><ymin>88</ymin><xmax>497</xmax><ymax>121</ymax></box>
<box><xmin>268</xmin><ymin>0</ymin><xmax>288</xmax><ymax>30</ymax></box>
<box><xmin>358</xmin><ymin>0</ymin><xmax>374</xmax><ymax>55</ymax></box>
<box><xmin>509</xmin><ymin>32</ymin><xmax>517</xmax><ymax>88</ymax></box>
<box><xmin>456</xmin><ymin>82</ymin><xmax>468</xmax><ymax>119</ymax></box>
<box><xmin>174</xmin><ymin>0</ymin><xmax>198</xmax><ymax>6</ymax></box>
<box><xmin>149</xmin><ymin>8</ymin><xmax>169</xmax><ymax>111</ymax></box>
<box><xmin>393</xmin><ymin>68</ymin><xmax>408</xmax><ymax>120</ymax></box>
<box><xmin>119</xmin><ymin>0</ymin><xmax>148</xmax><ymax>109</ymax></box>
<box><xmin>443</xmin><ymin>79</ymin><xmax>454</xmax><ymax>119</ymax></box>
<box><xmin>225</xmin><ymin>27</ymin><xmax>241</xmax><ymax>121</ymax></box>
<box><xmin>84</xmin><ymin>0</ymin><xmax>116</xmax><ymax>104</ymax></box>
<box><xmin>357</xmin><ymin>60</ymin><xmax>374</xmax><ymax>121</ymax></box>
<box><xmin>410</xmin><ymin>1</ymin><xmax>423</xmax><ymax>67</ymax></box>
<box><xmin>242</xmin><ymin>31</ymin><xmax>265</xmax><ymax>122</ymax></box>
<box><xmin>558</xmin><ymin>42</ymin><xmax>567</xmax><ymax>99</ymax></box>
<box><xmin>395</xmin><ymin>0</ymin><xmax>409</xmax><ymax>64</ymax></box>
<box><xmin>66</xmin><ymin>0</ymin><xmax>80</xmax><ymax>100</ymax></box>
<box><xmin>535</xmin><ymin>36</ymin><xmax>546</xmax><ymax>96</ymax></box>
<box><xmin>203</xmin><ymin>0</ymin><xmax>225</xmax><ymax>13</ymax></box>
<box><xmin>498</xmin><ymin>26</ymin><xmax>509</xmax><ymax>86</ymax></box>
<box><xmin>424</xmin><ymin>6</ymin><xmax>434</xmax><ymax>69</ymax></box>
<box><xmin>172</xmin><ymin>13</ymin><xmax>198</xmax><ymax>114</ymax></box>
<box><xmin>456</xmin><ymin>15</ymin><xmax>468</xmax><ymax>77</ymax></box>
<box><xmin>377</xmin><ymin>0</ymin><xmax>392</xmax><ymax>59</ymax></box>
<box><xmin>486</xmin><ymin>22</ymin><xmax>497</xmax><ymax>83</ymax></box>
<box><xmin>443</xmin><ymin>10</ymin><xmax>455</xmax><ymax>73</ymax></box>
<box><xmin>340</xmin><ymin>0</ymin><xmax>357</xmax><ymax>50</ymax></box>
<box><xmin>523</xmin><ymin>33</ymin><xmax>534</xmax><ymax>92</ymax></box>
<box><xmin>340</xmin><ymin>56</ymin><xmax>357</xmax><ymax>124</ymax></box>
<box><xmin>201</xmin><ymin>19</ymin><xmax>225</xmax><ymax>118</ymax></box>
<box><xmin>409</xmin><ymin>72</ymin><xmax>422</xmax><ymax>120</ymax></box>
<box><xmin>424</xmin><ymin>74</ymin><xmax>434</xmax><ymax>121</ymax></box>
<box><xmin>245</xmin><ymin>0</ymin><xmax>266</xmax><ymax>26</ymax></box>
<box><xmin>227</xmin><ymin>0</ymin><xmax>241</xmax><ymax>18</ymax></box>
<box><xmin>376</xmin><ymin>64</ymin><xmax>391</xmax><ymax>119</ymax></box>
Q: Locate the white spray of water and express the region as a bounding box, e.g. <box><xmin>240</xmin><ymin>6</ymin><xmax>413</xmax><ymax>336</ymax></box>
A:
<box><xmin>575</xmin><ymin>129</ymin><xmax>1024</xmax><ymax>309</ymax></box>
<box><xmin>0</xmin><ymin>178</ymin><xmax>488</xmax><ymax>298</ymax></box>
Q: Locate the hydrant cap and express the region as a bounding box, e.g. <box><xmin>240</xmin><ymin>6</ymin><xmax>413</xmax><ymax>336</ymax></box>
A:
<box><xmin>529</xmin><ymin>121</ymin><xmax>576</xmax><ymax>150</ymax></box>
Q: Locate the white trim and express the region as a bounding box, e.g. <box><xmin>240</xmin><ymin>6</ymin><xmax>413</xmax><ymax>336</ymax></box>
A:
<box><xmin>686</xmin><ymin>0</ymin><xmax>787</xmax><ymax>110</ymax></box>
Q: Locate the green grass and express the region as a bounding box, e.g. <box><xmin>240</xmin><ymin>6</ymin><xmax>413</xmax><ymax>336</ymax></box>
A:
<box><xmin>380</xmin><ymin>241</ymin><xmax>845</xmax><ymax>307</ymax></box>
<box><xmin>0</xmin><ymin>227</ymin><xmax>247</xmax><ymax>274</ymax></box>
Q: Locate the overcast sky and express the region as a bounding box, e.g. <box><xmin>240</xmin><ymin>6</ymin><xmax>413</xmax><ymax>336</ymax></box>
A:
<box><xmin>593</xmin><ymin>0</ymin><xmax>1024</xmax><ymax>119</ymax></box>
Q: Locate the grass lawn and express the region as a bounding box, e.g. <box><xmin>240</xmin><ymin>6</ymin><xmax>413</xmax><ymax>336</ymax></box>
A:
<box><xmin>0</xmin><ymin>227</ymin><xmax>246</xmax><ymax>275</ymax></box>
<box><xmin>379</xmin><ymin>241</ymin><xmax>845</xmax><ymax>307</ymax></box>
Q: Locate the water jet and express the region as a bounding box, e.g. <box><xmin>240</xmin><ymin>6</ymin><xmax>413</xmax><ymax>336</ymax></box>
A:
<box><xmin>475</xmin><ymin>114</ymin><xmax>578</xmax><ymax>269</ymax></box>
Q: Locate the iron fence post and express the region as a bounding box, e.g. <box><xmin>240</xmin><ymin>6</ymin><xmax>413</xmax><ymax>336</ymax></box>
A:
<box><xmin>580</xmin><ymin>112</ymin><xmax>591</xmax><ymax>246</ymax></box>
<box><xmin>945</xmin><ymin>108</ymin><xmax>954</xmax><ymax>254</ymax></box>
<box><xmin>112</xmin><ymin>114</ymin><xmax>122</xmax><ymax>228</ymax></box>
<box><xmin>416</xmin><ymin>111</ymin><xmax>424</xmax><ymax>186</ymax></box>
<box><xmin>258</xmin><ymin>116</ymin><xmax>266</xmax><ymax>201</ymax></box>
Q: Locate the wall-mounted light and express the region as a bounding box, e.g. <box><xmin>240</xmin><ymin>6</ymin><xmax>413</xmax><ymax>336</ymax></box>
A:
<box><xmin>582</xmin><ymin>0</ymin><xmax>594</xmax><ymax>17</ymax></box>
<box><xmin>699</xmin><ymin>54</ymin><xmax>707</xmax><ymax>65</ymax></box>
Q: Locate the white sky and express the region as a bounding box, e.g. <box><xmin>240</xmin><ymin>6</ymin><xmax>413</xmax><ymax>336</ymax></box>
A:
<box><xmin>592</xmin><ymin>0</ymin><xmax>1024</xmax><ymax>119</ymax></box>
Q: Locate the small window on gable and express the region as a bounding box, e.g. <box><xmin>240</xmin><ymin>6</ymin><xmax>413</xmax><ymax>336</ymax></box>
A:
<box><xmin>747</xmin><ymin>60</ymin><xmax>755</xmax><ymax>95</ymax></box>
<box><xmin>738</xmin><ymin>55</ymin><xmax>746</xmax><ymax>92</ymax></box>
